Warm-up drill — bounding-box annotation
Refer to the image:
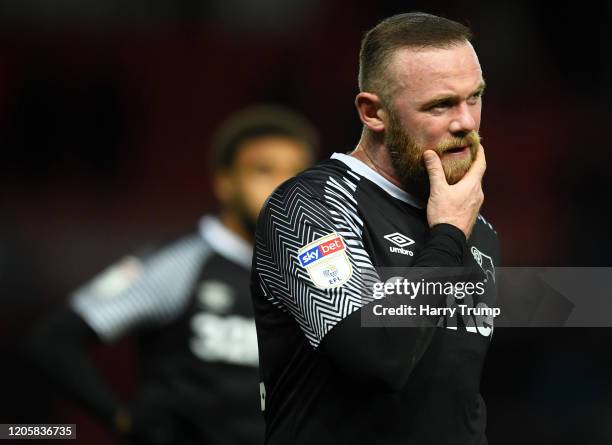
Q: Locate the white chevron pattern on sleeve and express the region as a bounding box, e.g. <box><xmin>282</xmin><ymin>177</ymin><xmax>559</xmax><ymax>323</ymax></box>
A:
<box><xmin>71</xmin><ymin>235</ymin><xmax>210</xmax><ymax>342</ymax></box>
<box><xmin>255</xmin><ymin>173</ymin><xmax>379</xmax><ymax>348</ymax></box>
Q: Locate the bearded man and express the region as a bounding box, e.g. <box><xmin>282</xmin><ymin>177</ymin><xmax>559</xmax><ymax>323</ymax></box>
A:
<box><xmin>251</xmin><ymin>12</ymin><xmax>500</xmax><ymax>445</ymax></box>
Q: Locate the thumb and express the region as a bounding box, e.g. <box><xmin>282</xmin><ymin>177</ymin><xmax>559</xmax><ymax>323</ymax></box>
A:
<box><xmin>423</xmin><ymin>150</ymin><xmax>447</xmax><ymax>189</ymax></box>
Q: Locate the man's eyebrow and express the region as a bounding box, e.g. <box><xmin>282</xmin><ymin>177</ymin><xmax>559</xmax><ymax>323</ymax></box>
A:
<box><xmin>419</xmin><ymin>81</ymin><xmax>487</xmax><ymax>110</ymax></box>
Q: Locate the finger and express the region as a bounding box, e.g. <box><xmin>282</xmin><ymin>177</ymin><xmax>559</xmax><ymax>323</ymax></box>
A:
<box><xmin>462</xmin><ymin>144</ymin><xmax>486</xmax><ymax>183</ymax></box>
<box><xmin>423</xmin><ymin>150</ymin><xmax>448</xmax><ymax>190</ymax></box>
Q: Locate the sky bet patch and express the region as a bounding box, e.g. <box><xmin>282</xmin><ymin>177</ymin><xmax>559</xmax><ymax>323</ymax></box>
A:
<box><xmin>297</xmin><ymin>233</ymin><xmax>352</xmax><ymax>289</ymax></box>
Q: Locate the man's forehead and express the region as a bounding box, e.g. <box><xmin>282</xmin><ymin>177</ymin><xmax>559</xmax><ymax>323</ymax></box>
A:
<box><xmin>389</xmin><ymin>42</ymin><xmax>483</xmax><ymax>98</ymax></box>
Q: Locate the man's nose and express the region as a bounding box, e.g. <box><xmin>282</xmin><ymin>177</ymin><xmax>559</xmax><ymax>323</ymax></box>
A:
<box><xmin>449</xmin><ymin>102</ymin><xmax>476</xmax><ymax>135</ymax></box>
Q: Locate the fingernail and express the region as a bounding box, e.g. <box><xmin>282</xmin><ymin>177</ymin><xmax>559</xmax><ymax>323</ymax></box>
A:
<box><xmin>423</xmin><ymin>152</ymin><xmax>434</xmax><ymax>163</ymax></box>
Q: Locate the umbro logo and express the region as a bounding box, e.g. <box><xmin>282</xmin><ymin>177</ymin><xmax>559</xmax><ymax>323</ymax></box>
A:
<box><xmin>384</xmin><ymin>232</ymin><xmax>415</xmax><ymax>248</ymax></box>
<box><xmin>384</xmin><ymin>232</ymin><xmax>415</xmax><ymax>256</ymax></box>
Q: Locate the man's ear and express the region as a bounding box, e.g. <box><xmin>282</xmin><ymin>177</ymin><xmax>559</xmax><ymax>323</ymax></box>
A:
<box><xmin>213</xmin><ymin>170</ymin><xmax>234</xmax><ymax>205</ymax></box>
<box><xmin>355</xmin><ymin>92</ymin><xmax>387</xmax><ymax>133</ymax></box>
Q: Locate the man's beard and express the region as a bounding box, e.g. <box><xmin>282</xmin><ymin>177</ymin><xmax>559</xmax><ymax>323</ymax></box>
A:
<box><xmin>385</xmin><ymin>107</ymin><xmax>480</xmax><ymax>197</ymax></box>
<box><xmin>233</xmin><ymin>194</ymin><xmax>258</xmax><ymax>240</ymax></box>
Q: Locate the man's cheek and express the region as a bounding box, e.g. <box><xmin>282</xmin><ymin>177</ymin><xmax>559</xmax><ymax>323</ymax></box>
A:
<box><xmin>241</xmin><ymin>178</ymin><xmax>274</xmax><ymax>214</ymax></box>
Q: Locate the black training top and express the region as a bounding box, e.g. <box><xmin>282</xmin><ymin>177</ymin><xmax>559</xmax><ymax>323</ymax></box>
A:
<box><xmin>251</xmin><ymin>153</ymin><xmax>501</xmax><ymax>445</ymax></box>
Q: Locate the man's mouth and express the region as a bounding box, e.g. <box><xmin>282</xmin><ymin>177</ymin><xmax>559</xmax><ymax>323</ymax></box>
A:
<box><xmin>442</xmin><ymin>145</ymin><xmax>469</xmax><ymax>155</ymax></box>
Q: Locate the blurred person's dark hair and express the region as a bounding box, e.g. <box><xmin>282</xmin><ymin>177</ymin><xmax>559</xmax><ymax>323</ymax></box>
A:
<box><xmin>210</xmin><ymin>104</ymin><xmax>319</xmax><ymax>171</ymax></box>
<box><xmin>358</xmin><ymin>12</ymin><xmax>473</xmax><ymax>105</ymax></box>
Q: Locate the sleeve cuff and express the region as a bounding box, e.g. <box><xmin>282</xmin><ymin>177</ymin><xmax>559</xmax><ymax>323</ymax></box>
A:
<box><xmin>426</xmin><ymin>223</ymin><xmax>468</xmax><ymax>265</ymax></box>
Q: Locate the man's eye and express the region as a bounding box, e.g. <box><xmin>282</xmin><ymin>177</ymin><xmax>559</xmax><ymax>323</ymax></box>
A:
<box><xmin>467</xmin><ymin>92</ymin><xmax>483</xmax><ymax>105</ymax></box>
<box><xmin>430</xmin><ymin>102</ymin><xmax>451</xmax><ymax>111</ymax></box>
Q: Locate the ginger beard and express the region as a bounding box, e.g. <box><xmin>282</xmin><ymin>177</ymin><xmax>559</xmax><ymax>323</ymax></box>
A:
<box><xmin>385</xmin><ymin>106</ymin><xmax>480</xmax><ymax>196</ymax></box>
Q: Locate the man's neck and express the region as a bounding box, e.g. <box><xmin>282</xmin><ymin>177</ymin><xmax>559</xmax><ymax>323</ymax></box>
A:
<box><xmin>351</xmin><ymin>132</ymin><xmax>403</xmax><ymax>188</ymax></box>
<box><xmin>219</xmin><ymin>210</ymin><xmax>253</xmax><ymax>244</ymax></box>
<box><xmin>350</xmin><ymin>131</ymin><xmax>428</xmax><ymax>202</ymax></box>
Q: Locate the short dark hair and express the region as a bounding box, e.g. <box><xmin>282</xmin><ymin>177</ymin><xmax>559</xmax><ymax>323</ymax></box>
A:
<box><xmin>210</xmin><ymin>105</ymin><xmax>318</xmax><ymax>170</ymax></box>
<box><xmin>358</xmin><ymin>12</ymin><xmax>473</xmax><ymax>104</ymax></box>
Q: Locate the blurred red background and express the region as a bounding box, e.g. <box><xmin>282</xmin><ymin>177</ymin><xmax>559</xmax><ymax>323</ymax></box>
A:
<box><xmin>1</xmin><ymin>0</ymin><xmax>611</xmax><ymax>443</ymax></box>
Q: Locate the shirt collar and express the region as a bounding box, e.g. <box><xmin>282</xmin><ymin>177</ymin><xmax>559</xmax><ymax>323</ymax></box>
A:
<box><xmin>198</xmin><ymin>215</ymin><xmax>253</xmax><ymax>270</ymax></box>
<box><xmin>330</xmin><ymin>152</ymin><xmax>425</xmax><ymax>209</ymax></box>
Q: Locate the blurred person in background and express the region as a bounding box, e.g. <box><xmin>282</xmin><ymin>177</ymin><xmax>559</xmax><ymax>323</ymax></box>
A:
<box><xmin>25</xmin><ymin>105</ymin><xmax>317</xmax><ymax>445</ymax></box>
